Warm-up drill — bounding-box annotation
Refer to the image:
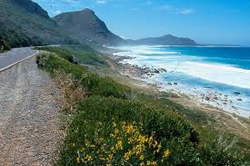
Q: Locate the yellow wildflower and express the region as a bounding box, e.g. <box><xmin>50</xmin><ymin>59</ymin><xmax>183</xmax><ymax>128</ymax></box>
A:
<box><xmin>140</xmin><ymin>162</ymin><xmax>145</xmax><ymax>166</ymax></box>
<box><xmin>152</xmin><ymin>161</ymin><xmax>157</xmax><ymax>166</ymax></box>
<box><xmin>110</xmin><ymin>146</ymin><xmax>116</xmax><ymax>153</ymax></box>
<box><xmin>124</xmin><ymin>151</ymin><xmax>132</xmax><ymax>160</ymax></box>
<box><xmin>76</xmin><ymin>157</ymin><xmax>80</xmax><ymax>163</ymax></box>
<box><xmin>108</xmin><ymin>154</ymin><xmax>113</xmax><ymax>160</ymax></box>
<box><xmin>115</xmin><ymin>140</ymin><xmax>123</xmax><ymax>150</ymax></box>
<box><xmin>139</xmin><ymin>135</ymin><xmax>147</xmax><ymax>144</ymax></box>
<box><xmin>85</xmin><ymin>155</ymin><xmax>93</xmax><ymax>161</ymax></box>
<box><xmin>126</xmin><ymin>124</ymin><xmax>135</xmax><ymax>133</ymax></box>
<box><xmin>114</xmin><ymin>128</ymin><xmax>119</xmax><ymax>135</ymax></box>
<box><xmin>89</xmin><ymin>144</ymin><xmax>96</xmax><ymax>148</ymax></box>
<box><xmin>163</xmin><ymin>149</ymin><xmax>171</xmax><ymax>158</ymax></box>
<box><xmin>156</xmin><ymin>143</ymin><xmax>162</xmax><ymax>153</ymax></box>
<box><xmin>139</xmin><ymin>155</ymin><xmax>145</xmax><ymax>161</ymax></box>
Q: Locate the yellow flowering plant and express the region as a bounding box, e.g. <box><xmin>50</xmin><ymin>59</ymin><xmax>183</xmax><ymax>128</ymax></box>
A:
<box><xmin>73</xmin><ymin>120</ymin><xmax>171</xmax><ymax>166</ymax></box>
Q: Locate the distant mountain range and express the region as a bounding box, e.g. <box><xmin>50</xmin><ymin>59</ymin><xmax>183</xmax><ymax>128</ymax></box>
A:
<box><xmin>0</xmin><ymin>0</ymin><xmax>197</xmax><ymax>50</ymax></box>
<box><xmin>130</xmin><ymin>34</ymin><xmax>197</xmax><ymax>46</ymax></box>
<box><xmin>53</xmin><ymin>9</ymin><xmax>197</xmax><ymax>46</ymax></box>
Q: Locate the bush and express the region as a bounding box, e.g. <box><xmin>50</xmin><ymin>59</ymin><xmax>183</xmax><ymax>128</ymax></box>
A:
<box><xmin>36</xmin><ymin>53</ymin><xmax>130</xmax><ymax>99</ymax></box>
<box><xmin>58</xmin><ymin>97</ymin><xmax>244</xmax><ymax>166</ymax></box>
<box><xmin>0</xmin><ymin>39</ymin><xmax>11</xmax><ymax>51</ymax></box>
<box><xmin>36</xmin><ymin>45</ymin><xmax>107</xmax><ymax>67</ymax></box>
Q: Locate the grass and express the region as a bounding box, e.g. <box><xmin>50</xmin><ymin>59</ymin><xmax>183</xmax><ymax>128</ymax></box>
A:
<box><xmin>36</xmin><ymin>52</ymin><xmax>130</xmax><ymax>99</ymax></box>
<box><xmin>36</xmin><ymin>45</ymin><xmax>247</xmax><ymax>166</ymax></box>
<box><xmin>36</xmin><ymin>45</ymin><xmax>108</xmax><ymax>67</ymax></box>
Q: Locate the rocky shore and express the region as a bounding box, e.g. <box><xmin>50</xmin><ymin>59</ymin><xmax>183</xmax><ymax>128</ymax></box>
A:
<box><xmin>110</xmin><ymin>53</ymin><xmax>250</xmax><ymax>119</ymax></box>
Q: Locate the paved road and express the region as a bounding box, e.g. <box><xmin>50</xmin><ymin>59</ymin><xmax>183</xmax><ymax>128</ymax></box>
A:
<box><xmin>0</xmin><ymin>57</ymin><xmax>64</xmax><ymax>165</ymax></box>
<box><xmin>0</xmin><ymin>47</ymin><xmax>37</xmax><ymax>70</ymax></box>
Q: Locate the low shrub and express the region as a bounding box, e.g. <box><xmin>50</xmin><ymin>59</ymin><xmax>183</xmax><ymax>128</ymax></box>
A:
<box><xmin>36</xmin><ymin>45</ymin><xmax>107</xmax><ymax>67</ymax></box>
<box><xmin>58</xmin><ymin>97</ymin><xmax>244</xmax><ymax>166</ymax></box>
<box><xmin>36</xmin><ymin>53</ymin><xmax>130</xmax><ymax>99</ymax></box>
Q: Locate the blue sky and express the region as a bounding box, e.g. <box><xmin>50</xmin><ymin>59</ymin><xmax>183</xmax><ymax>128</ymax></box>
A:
<box><xmin>33</xmin><ymin>0</ymin><xmax>250</xmax><ymax>45</ymax></box>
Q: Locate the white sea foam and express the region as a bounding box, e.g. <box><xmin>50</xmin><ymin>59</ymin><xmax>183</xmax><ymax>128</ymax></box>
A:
<box><xmin>165</xmin><ymin>62</ymin><xmax>250</xmax><ymax>89</ymax></box>
<box><xmin>115</xmin><ymin>45</ymin><xmax>250</xmax><ymax>90</ymax></box>
<box><xmin>113</xmin><ymin>45</ymin><xmax>250</xmax><ymax>117</ymax></box>
<box><xmin>114</xmin><ymin>45</ymin><xmax>180</xmax><ymax>56</ymax></box>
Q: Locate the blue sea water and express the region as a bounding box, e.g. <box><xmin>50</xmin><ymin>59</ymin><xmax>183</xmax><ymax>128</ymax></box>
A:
<box><xmin>114</xmin><ymin>45</ymin><xmax>250</xmax><ymax>117</ymax></box>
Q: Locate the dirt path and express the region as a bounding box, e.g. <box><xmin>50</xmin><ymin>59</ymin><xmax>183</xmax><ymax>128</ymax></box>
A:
<box><xmin>0</xmin><ymin>56</ymin><xmax>64</xmax><ymax>166</ymax></box>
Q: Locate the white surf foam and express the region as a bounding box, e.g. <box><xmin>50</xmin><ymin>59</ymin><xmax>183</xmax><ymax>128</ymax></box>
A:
<box><xmin>115</xmin><ymin>46</ymin><xmax>250</xmax><ymax>90</ymax></box>
<box><xmin>114</xmin><ymin>46</ymin><xmax>180</xmax><ymax>56</ymax></box>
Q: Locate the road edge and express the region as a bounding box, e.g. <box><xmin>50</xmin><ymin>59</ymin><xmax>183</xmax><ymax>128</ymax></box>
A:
<box><xmin>0</xmin><ymin>50</ymin><xmax>39</xmax><ymax>73</ymax></box>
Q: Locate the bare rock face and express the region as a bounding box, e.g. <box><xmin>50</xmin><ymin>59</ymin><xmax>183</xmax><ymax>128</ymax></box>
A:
<box><xmin>53</xmin><ymin>8</ymin><xmax>125</xmax><ymax>46</ymax></box>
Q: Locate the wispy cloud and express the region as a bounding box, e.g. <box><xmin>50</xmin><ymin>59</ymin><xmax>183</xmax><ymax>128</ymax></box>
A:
<box><xmin>160</xmin><ymin>5</ymin><xmax>195</xmax><ymax>15</ymax></box>
<box><xmin>96</xmin><ymin>0</ymin><xmax>108</xmax><ymax>4</ymax></box>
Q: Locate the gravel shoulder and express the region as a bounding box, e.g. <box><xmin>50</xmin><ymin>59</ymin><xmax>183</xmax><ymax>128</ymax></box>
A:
<box><xmin>0</xmin><ymin>56</ymin><xmax>64</xmax><ymax>165</ymax></box>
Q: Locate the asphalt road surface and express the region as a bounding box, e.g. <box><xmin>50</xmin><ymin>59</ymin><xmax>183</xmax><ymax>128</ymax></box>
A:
<box><xmin>0</xmin><ymin>47</ymin><xmax>37</xmax><ymax>70</ymax></box>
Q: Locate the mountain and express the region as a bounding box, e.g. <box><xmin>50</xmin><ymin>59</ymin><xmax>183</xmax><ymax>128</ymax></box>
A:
<box><xmin>53</xmin><ymin>9</ymin><xmax>125</xmax><ymax>46</ymax></box>
<box><xmin>131</xmin><ymin>34</ymin><xmax>197</xmax><ymax>46</ymax></box>
<box><xmin>0</xmin><ymin>0</ymin><xmax>76</xmax><ymax>50</ymax></box>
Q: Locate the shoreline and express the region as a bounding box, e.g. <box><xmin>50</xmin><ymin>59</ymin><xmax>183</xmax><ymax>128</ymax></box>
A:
<box><xmin>109</xmin><ymin>53</ymin><xmax>250</xmax><ymax>119</ymax></box>
<box><xmin>103</xmin><ymin>53</ymin><xmax>250</xmax><ymax>141</ymax></box>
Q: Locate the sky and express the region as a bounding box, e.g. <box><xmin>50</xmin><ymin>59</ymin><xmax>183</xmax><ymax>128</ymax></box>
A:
<box><xmin>33</xmin><ymin>0</ymin><xmax>250</xmax><ymax>46</ymax></box>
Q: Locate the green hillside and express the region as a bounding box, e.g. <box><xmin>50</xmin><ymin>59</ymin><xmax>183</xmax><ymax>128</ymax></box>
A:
<box><xmin>36</xmin><ymin>46</ymin><xmax>247</xmax><ymax>166</ymax></box>
<box><xmin>0</xmin><ymin>0</ymin><xmax>76</xmax><ymax>51</ymax></box>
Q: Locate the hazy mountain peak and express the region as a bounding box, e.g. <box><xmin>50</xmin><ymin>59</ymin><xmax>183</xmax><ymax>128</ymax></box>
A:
<box><xmin>133</xmin><ymin>34</ymin><xmax>197</xmax><ymax>46</ymax></box>
<box><xmin>81</xmin><ymin>8</ymin><xmax>95</xmax><ymax>14</ymax></box>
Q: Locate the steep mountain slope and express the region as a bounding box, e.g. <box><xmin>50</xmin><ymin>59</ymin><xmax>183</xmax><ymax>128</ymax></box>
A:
<box><xmin>53</xmin><ymin>9</ymin><xmax>125</xmax><ymax>46</ymax></box>
<box><xmin>132</xmin><ymin>34</ymin><xmax>197</xmax><ymax>45</ymax></box>
<box><xmin>0</xmin><ymin>0</ymin><xmax>76</xmax><ymax>50</ymax></box>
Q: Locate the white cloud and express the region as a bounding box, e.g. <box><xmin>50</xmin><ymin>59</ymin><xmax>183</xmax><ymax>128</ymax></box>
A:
<box><xmin>52</xmin><ymin>10</ymin><xmax>62</xmax><ymax>15</ymax></box>
<box><xmin>96</xmin><ymin>0</ymin><xmax>108</xmax><ymax>4</ymax></box>
<box><xmin>160</xmin><ymin>5</ymin><xmax>195</xmax><ymax>15</ymax></box>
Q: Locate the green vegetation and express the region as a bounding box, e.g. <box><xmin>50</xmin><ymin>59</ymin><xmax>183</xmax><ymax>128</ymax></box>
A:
<box><xmin>36</xmin><ymin>46</ymin><xmax>246</xmax><ymax>166</ymax></box>
<box><xmin>0</xmin><ymin>0</ymin><xmax>76</xmax><ymax>50</ymax></box>
<box><xmin>36</xmin><ymin>45</ymin><xmax>108</xmax><ymax>67</ymax></box>
<box><xmin>36</xmin><ymin>51</ymin><xmax>129</xmax><ymax>99</ymax></box>
<box><xmin>0</xmin><ymin>38</ymin><xmax>11</xmax><ymax>52</ymax></box>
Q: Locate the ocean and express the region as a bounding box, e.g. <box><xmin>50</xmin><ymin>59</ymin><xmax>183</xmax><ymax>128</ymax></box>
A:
<box><xmin>113</xmin><ymin>45</ymin><xmax>250</xmax><ymax>117</ymax></box>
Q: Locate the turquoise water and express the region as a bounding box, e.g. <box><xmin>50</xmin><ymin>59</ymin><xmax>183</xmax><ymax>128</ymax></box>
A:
<box><xmin>115</xmin><ymin>46</ymin><xmax>250</xmax><ymax>116</ymax></box>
